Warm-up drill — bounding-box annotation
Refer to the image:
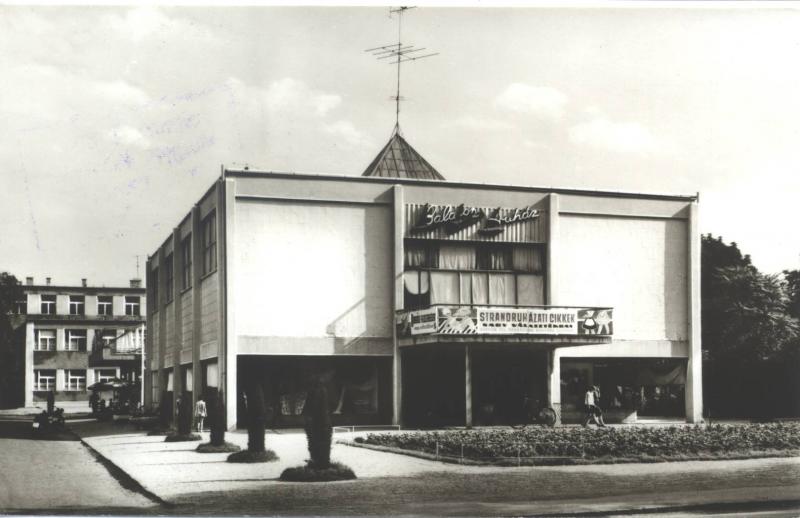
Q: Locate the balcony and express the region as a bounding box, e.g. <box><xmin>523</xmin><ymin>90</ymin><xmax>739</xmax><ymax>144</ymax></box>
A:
<box><xmin>396</xmin><ymin>304</ymin><xmax>613</xmax><ymax>347</ymax></box>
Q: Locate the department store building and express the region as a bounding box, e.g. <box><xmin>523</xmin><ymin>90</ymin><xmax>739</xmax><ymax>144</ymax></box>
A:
<box><xmin>143</xmin><ymin>131</ymin><xmax>702</xmax><ymax>428</ymax></box>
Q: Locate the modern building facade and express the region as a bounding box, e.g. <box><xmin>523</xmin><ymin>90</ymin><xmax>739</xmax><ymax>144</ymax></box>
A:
<box><xmin>144</xmin><ymin>132</ymin><xmax>702</xmax><ymax>428</ymax></box>
<box><xmin>17</xmin><ymin>277</ymin><xmax>146</xmax><ymax>409</ymax></box>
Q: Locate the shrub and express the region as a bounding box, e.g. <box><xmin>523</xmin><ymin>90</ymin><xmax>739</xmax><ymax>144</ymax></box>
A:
<box><xmin>303</xmin><ymin>382</ymin><xmax>332</xmax><ymax>469</ymax></box>
<box><xmin>280</xmin><ymin>462</ymin><xmax>356</xmax><ymax>482</ymax></box>
<box><xmin>226</xmin><ymin>375</ymin><xmax>277</xmax><ymax>463</ymax></box>
<box><xmin>165</xmin><ymin>394</ymin><xmax>201</xmax><ymax>442</ymax></box>
<box><xmin>358</xmin><ymin>423</ymin><xmax>800</xmax><ymax>462</ymax></box>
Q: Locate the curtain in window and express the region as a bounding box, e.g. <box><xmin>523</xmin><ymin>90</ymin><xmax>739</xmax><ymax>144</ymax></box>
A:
<box><xmin>403</xmin><ymin>270</ymin><xmax>430</xmax><ymax>295</ymax></box>
<box><xmin>513</xmin><ymin>247</ymin><xmax>544</xmax><ymax>273</ymax></box>
<box><xmin>517</xmin><ymin>274</ymin><xmax>544</xmax><ymax>305</ymax></box>
<box><xmin>405</xmin><ymin>243</ymin><xmax>428</xmax><ymax>268</ymax></box>
<box><xmin>471</xmin><ymin>273</ymin><xmax>489</xmax><ymax>304</ymax></box>
<box><xmin>439</xmin><ymin>244</ymin><xmax>476</xmax><ymax>270</ymax></box>
<box><xmin>430</xmin><ymin>271</ymin><xmax>460</xmax><ymax>304</ymax></box>
<box><xmin>488</xmin><ymin>273</ymin><xmax>516</xmax><ymax>305</ymax></box>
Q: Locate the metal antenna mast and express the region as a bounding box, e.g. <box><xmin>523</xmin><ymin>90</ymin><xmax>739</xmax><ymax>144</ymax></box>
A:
<box><xmin>365</xmin><ymin>6</ymin><xmax>438</xmax><ymax>132</ymax></box>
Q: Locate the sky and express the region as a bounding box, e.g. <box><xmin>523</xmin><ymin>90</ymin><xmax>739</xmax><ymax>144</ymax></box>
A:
<box><xmin>1</xmin><ymin>4</ymin><xmax>799</xmax><ymax>287</ymax></box>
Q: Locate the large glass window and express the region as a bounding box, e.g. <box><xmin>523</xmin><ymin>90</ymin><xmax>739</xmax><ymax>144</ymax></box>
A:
<box><xmin>69</xmin><ymin>295</ymin><xmax>85</xmax><ymax>315</ymax></box>
<box><xmin>64</xmin><ymin>369</ymin><xmax>86</xmax><ymax>391</ymax></box>
<box><xmin>403</xmin><ymin>241</ymin><xmax>545</xmax><ymax>309</ymax></box>
<box><xmin>97</xmin><ymin>296</ymin><xmax>113</xmax><ymax>315</ymax></box>
<box><xmin>35</xmin><ymin>329</ymin><xmax>56</xmax><ymax>351</ymax></box>
<box><xmin>65</xmin><ymin>329</ymin><xmax>87</xmax><ymax>351</ymax></box>
<box><xmin>181</xmin><ymin>235</ymin><xmax>192</xmax><ymax>290</ymax></box>
<box><xmin>34</xmin><ymin>370</ymin><xmax>55</xmax><ymax>391</ymax></box>
<box><xmin>40</xmin><ymin>294</ymin><xmax>56</xmax><ymax>314</ymax></box>
<box><xmin>202</xmin><ymin>211</ymin><xmax>217</xmax><ymax>275</ymax></box>
<box><xmin>125</xmin><ymin>296</ymin><xmax>140</xmax><ymax>316</ymax></box>
<box><xmin>165</xmin><ymin>254</ymin><xmax>174</xmax><ymax>302</ymax></box>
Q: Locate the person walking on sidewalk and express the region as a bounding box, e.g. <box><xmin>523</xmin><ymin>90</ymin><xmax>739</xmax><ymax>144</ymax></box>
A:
<box><xmin>194</xmin><ymin>397</ymin><xmax>207</xmax><ymax>432</ymax></box>
<box><xmin>583</xmin><ymin>385</ymin><xmax>606</xmax><ymax>427</ymax></box>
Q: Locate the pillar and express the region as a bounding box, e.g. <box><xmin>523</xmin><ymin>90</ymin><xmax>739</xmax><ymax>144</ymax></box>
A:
<box><xmin>685</xmin><ymin>200</ymin><xmax>703</xmax><ymax>423</ymax></box>
<box><xmin>547</xmin><ymin>349</ymin><xmax>561</xmax><ymax>425</ymax></box>
<box><xmin>392</xmin><ymin>185</ymin><xmax>404</xmax><ymax>426</ymax></box>
<box><xmin>465</xmin><ymin>345</ymin><xmax>472</xmax><ymax>428</ymax></box>
<box><xmin>24</xmin><ymin>323</ymin><xmax>34</xmax><ymax>407</ymax></box>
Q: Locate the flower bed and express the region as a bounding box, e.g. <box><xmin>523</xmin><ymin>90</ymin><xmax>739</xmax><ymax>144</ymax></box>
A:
<box><xmin>356</xmin><ymin>423</ymin><xmax>800</xmax><ymax>463</ymax></box>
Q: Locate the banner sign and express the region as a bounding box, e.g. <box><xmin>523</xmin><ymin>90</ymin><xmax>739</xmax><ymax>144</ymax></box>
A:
<box><xmin>397</xmin><ymin>306</ymin><xmax>613</xmax><ymax>337</ymax></box>
<box><xmin>411</xmin><ymin>204</ymin><xmax>540</xmax><ymax>235</ymax></box>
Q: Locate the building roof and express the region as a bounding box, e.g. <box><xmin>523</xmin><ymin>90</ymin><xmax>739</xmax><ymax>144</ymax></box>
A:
<box><xmin>362</xmin><ymin>127</ymin><xmax>445</xmax><ymax>181</ymax></box>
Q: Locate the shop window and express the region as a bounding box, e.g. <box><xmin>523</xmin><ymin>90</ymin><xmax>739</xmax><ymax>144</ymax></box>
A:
<box><xmin>96</xmin><ymin>369</ymin><xmax>116</xmax><ymax>383</ymax></box>
<box><xmin>125</xmin><ymin>296</ymin><xmax>140</xmax><ymax>316</ymax></box>
<box><xmin>202</xmin><ymin>210</ymin><xmax>217</xmax><ymax>275</ymax></box>
<box><xmin>35</xmin><ymin>329</ymin><xmax>56</xmax><ymax>351</ymax></box>
<box><xmin>65</xmin><ymin>329</ymin><xmax>87</xmax><ymax>351</ymax></box>
<box><xmin>181</xmin><ymin>235</ymin><xmax>192</xmax><ymax>290</ymax></box>
<box><xmin>34</xmin><ymin>370</ymin><xmax>55</xmax><ymax>391</ymax></box>
<box><xmin>439</xmin><ymin>244</ymin><xmax>477</xmax><ymax>270</ymax></box>
<box><xmin>64</xmin><ymin>369</ymin><xmax>86</xmax><ymax>391</ymax></box>
<box><xmin>69</xmin><ymin>295</ymin><xmax>85</xmax><ymax>315</ymax></box>
<box><xmin>40</xmin><ymin>295</ymin><xmax>56</xmax><ymax>315</ymax></box>
<box><xmin>97</xmin><ymin>296</ymin><xmax>113</xmax><ymax>315</ymax></box>
<box><xmin>165</xmin><ymin>253</ymin><xmax>174</xmax><ymax>303</ymax></box>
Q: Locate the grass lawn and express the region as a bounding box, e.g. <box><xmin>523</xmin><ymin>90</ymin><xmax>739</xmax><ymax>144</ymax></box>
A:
<box><xmin>352</xmin><ymin>423</ymin><xmax>800</xmax><ymax>465</ymax></box>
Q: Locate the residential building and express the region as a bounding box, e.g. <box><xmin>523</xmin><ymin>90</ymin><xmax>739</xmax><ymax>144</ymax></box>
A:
<box><xmin>18</xmin><ymin>277</ymin><xmax>146</xmax><ymax>409</ymax></box>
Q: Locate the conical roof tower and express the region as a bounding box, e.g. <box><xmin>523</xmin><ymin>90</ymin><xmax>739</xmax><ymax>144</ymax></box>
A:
<box><xmin>362</xmin><ymin>125</ymin><xmax>445</xmax><ymax>180</ymax></box>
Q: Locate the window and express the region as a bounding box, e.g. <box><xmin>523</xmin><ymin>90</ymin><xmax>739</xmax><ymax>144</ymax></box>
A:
<box><xmin>40</xmin><ymin>295</ymin><xmax>56</xmax><ymax>314</ymax></box>
<box><xmin>34</xmin><ymin>370</ymin><xmax>55</xmax><ymax>391</ymax></box>
<box><xmin>64</xmin><ymin>369</ymin><xmax>86</xmax><ymax>391</ymax></box>
<box><xmin>101</xmin><ymin>329</ymin><xmax>117</xmax><ymax>348</ymax></box>
<box><xmin>65</xmin><ymin>329</ymin><xmax>87</xmax><ymax>351</ymax></box>
<box><xmin>150</xmin><ymin>267</ymin><xmax>159</xmax><ymax>311</ymax></box>
<box><xmin>165</xmin><ymin>253</ymin><xmax>174</xmax><ymax>302</ymax></box>
<box><xmin>202</xmin><ymin>210</ymin><xmax>217</xmax><ymax>275</ymax></box>
<box><xmin>97</xmin><ymin>296</ymin><xmax>113</xmax><ymax>315</ymax></box>
<box><xmin>125</xmin><ymin>296</ymin><xmax>140</xmax><ymax>316</ymax></box>
<box><xmin>35</xmin><ymin>329</ymin><xmax>56</xmax><ymax>351</ymax></box>
<box><xmin>95</xmin><ymin>369</ymin><xmax>116</xmax><ymax>383</ymax></box>
<box><xmin>181</xmin><ymin>235</ymin><xmax>192</xmax><ymax>290</ymax></box>
<box><xmin>14</xmin><ymin>299</ymin><xmax>27</xmax><ymax>314</ymax></box>
<box><xmin>68</xmin><ymin>295</ymin><xmax>85</xmax><ymax>315</ymax></box>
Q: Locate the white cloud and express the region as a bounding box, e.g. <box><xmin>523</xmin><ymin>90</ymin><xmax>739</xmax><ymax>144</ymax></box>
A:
<box><xmin>569</xmin><ymin>118</ymin><xmax>658</xmax><ymax>154</ymax></box>
<box><xmin>323</xmin><ymin>120</ymin><xmax>370</xmax><ymax>148</ymax></box>
<box><xmin>446</xmin><ymin>115</ymin><xmax>513</xmax><ymax>131</ymax></box>
<box><xmin>494</xmin><ymin>83</ymin><xmax>568</xmax><ymax>120</ymax></box>
<box><xmin>106</xmin><ymin>125</ymin><xmax>151</xmax><ymax>149</ymax></box>
<box><xmin>107</xmin><ymin>7</ymin><xmax>171</xmax><ymax>43</ymax></box>
<box><xmin>93</xmin><ymin>80</ymin><xmax>149</xmax><ymax>106</ymax></box>
<box><xmin>263</xmin><ymin>78</ymin><xmax>341</xmax><ymax>116</ymax></box>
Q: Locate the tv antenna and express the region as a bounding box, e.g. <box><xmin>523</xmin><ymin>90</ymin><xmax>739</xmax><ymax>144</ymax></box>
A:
<box><xmin>365</xmin><ymin>6</ymin><xmax>438</xmax><ymax>132</ymax></box>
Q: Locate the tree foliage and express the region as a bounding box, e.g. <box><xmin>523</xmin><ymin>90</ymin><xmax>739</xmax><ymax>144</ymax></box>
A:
<box><xmin>702</xmin><ymin>235</ymin><xmax>799</xmax><ymax>361</ymax></box>
<box><xmin>0</xmin><ymin>273</ymin><xmax>24</xmax><ymax>408</ymax></box>
<box><xmin>303</xmin><ymin>381</ymin><xmax>332</xmax><ymax>469</ymax></box>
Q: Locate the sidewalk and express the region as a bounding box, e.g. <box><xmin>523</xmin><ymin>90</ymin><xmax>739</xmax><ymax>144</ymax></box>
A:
<box><xmin>69</xmin><ymin>421</ymin><xmax>800</xmax><ymax>515</ymax></box>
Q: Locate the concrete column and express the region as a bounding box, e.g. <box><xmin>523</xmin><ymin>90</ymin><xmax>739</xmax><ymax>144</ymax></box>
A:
<box><xmin>56</xmin><ymin>295</ymin><xmax>68</xmax><ymax>315</ymax></box>
<box><xmin>56</xmin><ymin>369</ymin><xmax>65</xmax><ymax>391</ymax></box>
<box><xmin>112</xmin><ymin>295</ymin><xmax>125</xmax><ymax>317</ymax></box>
<box><xmin>56</xmin><ymin>328</ymin><xmax>65</xmax><ymax>351</ymax></box>
<box><xmin>547</xmin><ymin>349</ymin><xmax>562</xmax><ymax>425</ymax></box>
<box><xmin>392</xmin><ymin>185</ymin><xmax>404</xmax><ymax>426</ymax></box>
<box><xmin>222</xmin><ymin>179</ymin><xmax>237</xmax><ymax>430</ymax></box>
<box><xmin>85</xmin><ymin>295</ymin><xmax>98</xmax><ymax>317</ymax></box>
<box><xmin>546</xmin><ymin>193</ymin><xmax>559</xmax><ymax>305</ymax></box>
<box><xmin>24</xmin><ymin>323</ymin><xmax>34</xmax><ymax>407</ymax></box>
<box><xmin>465</xmin><ymin>345</ymin><xmax>473</xmax><ymax>428</ymax></box>
<box><xmin>685</xmin><ymin>201</ymin><xmax>703</xmax><ymax>423</ymax></box>
<box><xmin>86</xmin><ymin>329</ymin><xmax>95</xmax><ymax>353</ymax></box>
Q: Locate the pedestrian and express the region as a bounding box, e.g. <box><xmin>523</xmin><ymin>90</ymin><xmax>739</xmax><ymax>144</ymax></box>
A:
<box><xmin>195</xmin><ymin>397</ymin><xmax>207</xmax><ymax>432</ymax></box>
<box><xmin>583</xmin><ymin>385</ymin><xmax>605</xmax><ymax>427</ymax></box>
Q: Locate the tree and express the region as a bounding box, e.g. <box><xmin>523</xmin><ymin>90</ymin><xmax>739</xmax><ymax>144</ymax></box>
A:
<box><xmin>227</xmin><ymin>368</ymin><xmax>277</xmax><ymax>462</ymax></box>
<box><xmin>303</xmin><ymin>381</ymin><xmax>332</xmax><ymax>469</ymax></box>
<box><xmin>783</xmin><ymin>269</ymin><xmax>800</xmax><ymax>320</ymax></box>
<box><xmin>0</xmin><ymin>273</ymin><xmax>24</xmax><ymax>409</ymax></box>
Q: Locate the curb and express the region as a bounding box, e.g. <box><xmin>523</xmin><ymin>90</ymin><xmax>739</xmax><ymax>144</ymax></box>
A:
<box><xmin>77</xmin><ymin>435</ymin><xmax>172</xmax><ymax>508</ymax></box>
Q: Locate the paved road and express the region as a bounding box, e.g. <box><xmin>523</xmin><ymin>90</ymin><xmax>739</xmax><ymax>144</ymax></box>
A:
<box><xmin>0</xmin><ymin>418</ymin><xmax>156</xmax><ymax>514</ymax></box>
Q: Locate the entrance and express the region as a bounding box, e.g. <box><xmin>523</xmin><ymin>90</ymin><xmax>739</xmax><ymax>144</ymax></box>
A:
<box><xmin>471</xmin><ymin>348</ymin><xmax>547</xmax><ymax>425</ymax></box>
